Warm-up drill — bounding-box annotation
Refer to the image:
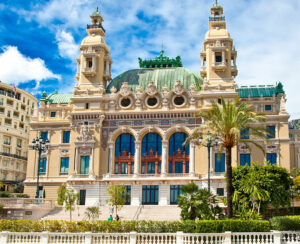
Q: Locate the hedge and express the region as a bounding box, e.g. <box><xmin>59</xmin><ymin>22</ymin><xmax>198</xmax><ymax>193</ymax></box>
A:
<box><xmin>270</xmin><ymin>216</ymin><xmax>300</xmax><ymax>231</ymax></box>
<box><xmin>0</xmin><ymin>220</ymin><xmax>270</xmax><ymax>233</ymax></box>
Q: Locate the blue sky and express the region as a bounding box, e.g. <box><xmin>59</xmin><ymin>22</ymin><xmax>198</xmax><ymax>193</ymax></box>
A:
<box><xmin>0</xmin><ymin>0</ymin><xmax>299</xmax><ymax>118</ymax></box>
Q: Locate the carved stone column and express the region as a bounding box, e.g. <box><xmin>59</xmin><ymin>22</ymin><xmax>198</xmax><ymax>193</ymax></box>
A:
<box><xmin>189</xmin><ymin>141</ymin><xmax>196</xmax><ymax>176</ymax></box>
<box><xmin>161</xmin><ymin>141</ymin><xmax>168</xmax><ymax>176</ymax></box>
<box><xmin>108</xmin><ymin>142</ymin><xmax>113</xmax><ymax>174</ymax></box>
<box><xmin>134</xmin><ymin>142</ymin><xmax>141</xmax><ymax>176</ymax></box>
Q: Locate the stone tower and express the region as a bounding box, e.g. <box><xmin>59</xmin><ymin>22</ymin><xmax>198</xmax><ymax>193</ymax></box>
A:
<box><xmin>75</xmin><ymin>7</ymin><xmax>112</xmax><ymax>90</ymax></box>
<box><xmin>200</xmin><ymin>2</ymin><xmax>237</xmax><ymax>91</ymax></box>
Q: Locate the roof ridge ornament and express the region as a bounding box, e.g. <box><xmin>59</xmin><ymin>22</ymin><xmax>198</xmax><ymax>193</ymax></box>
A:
<box><xmin>138</xmin><ymin>51</ymin><xmax>182</xmax><ymax>69</ymax></box>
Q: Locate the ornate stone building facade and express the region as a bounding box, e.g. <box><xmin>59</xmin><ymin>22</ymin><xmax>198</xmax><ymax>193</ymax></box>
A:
<box><xmin>0</xmin><ymin>82</ymin><xmax>38</xmax><ymax>191</ymax></box>
<box><xmin>24</xmin><ymin>4</ymin><xmax>292</xmax><ymax>205</ymax></box>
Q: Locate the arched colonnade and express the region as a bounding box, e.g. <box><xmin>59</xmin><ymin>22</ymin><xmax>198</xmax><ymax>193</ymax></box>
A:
<box><xmin>107</xmin><ymin>126</ymin><xmax>196</xmax><ymax>176</ymax></box>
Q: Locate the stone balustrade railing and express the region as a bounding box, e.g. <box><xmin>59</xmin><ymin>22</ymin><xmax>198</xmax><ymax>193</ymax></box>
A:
<box><xmin>0</xmin><ymin>231</ymin><xmax>299</xmax><ymax>244</ymax></box>
<box><xmin>0</xmin><ymin>198</ymin><xmax>56</xmax><ymax>209</ymax></box>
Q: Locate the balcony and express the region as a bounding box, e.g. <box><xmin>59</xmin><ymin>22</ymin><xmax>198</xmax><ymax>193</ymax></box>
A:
<box><xmin>212</xmin><ymin>62</ymin><xmax>226</xmax><ymax>71</ymax></box>
<box><xmin>209</xmin><ymin>16</ymin><xmax>225</xmax><ymax>22</ymax></box>
<box><xmin>0</xmin><ymin>152</ymin><xmax>27</xmax><ymax>161</ymax></box>
<box><xmin>103</xmin><ymin>173</ymin><xmax>200</xmax><ymax>181</ymax></box>
<box><xmin>87</xmin><ymin>24</ymin><xmax>105</xmax><ymax>33</ymax></box>
<box><xmin>82</xmin><ymin>67</ymin><xmax>96</xmax><ymax>77</ymax></box>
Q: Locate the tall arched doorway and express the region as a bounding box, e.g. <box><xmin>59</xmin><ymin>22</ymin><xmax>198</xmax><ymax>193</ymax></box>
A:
<box><xmin>114</xmin><ymin>133</ymin><xmax>135</xmax><ymax>174</ymax></box>
<box><xmin>168</xmin><ymin>132</ymin><xmax>189</xmax><ymax>174</ymax></box>
<box><xmin>141</xmin><ymin>133</ymin><xmax>162</xmax><ymax>175</ymax></box>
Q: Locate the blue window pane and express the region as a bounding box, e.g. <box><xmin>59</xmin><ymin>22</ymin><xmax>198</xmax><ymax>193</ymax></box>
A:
<box><xmin>63</xmin><ymin>131</ymin><xmax>70</xmax><ymax>143</ymax></box>
<box><xmin>169</xmin><ymin>133</ymin><xmax>189</xmax><ymax>156</ymax></box>
<box><xmin>115</xmin><ymin>163</ymin><xmax>119</xmax><ymax>174</ymax></box>
<box><xmin>41</xmin><ymin>132</ymin><xmax>48</xmax><ymax>141</ymax></box>
<box><xmin>215</xmin><ymin>153</ymin><xmax>225</xmax><ymax>172</ymax></box>
<box><xmin>267</xmin><ymin>126</ymin><xmax>275</xmax><ymax>139</ymax></box>
<box><xmin>240</xmin><ymin>128</ymin><xmax>249</xmax><ymax>139</ymax></box>
<box><xmin>240</xmin><ymin>154</ymin><xmax>251</xmax><ymax>166</ymax></box>
<box><xmin>175</xmin><ymin>162</ymin><xmax>183</xmax><ymax>173</ymax></box>
<box><xmin>170</xmin><ymin>185</ymin><xmax>182</xmax><ymax>204</ymax></box>
<box><xmin>80</xmin><ymin>156</ymin><xmax>89</xmax><ymax>174</ymax></box>
<box><xmin>142</xmin><ymin>133</ymin><xmax>162</xmax><ymax>156</ymax></box>
<box><xmin>267</xmin><ymin>153</ymin><xmax>277</xmax><ymax>165</ymax></box>
<box><xmin>186</xmin><ymin>162</ymin><xmax>189</xmax><ymax>173</ymax></box>
<box><xmin>39</xmin><ymin>158</ymin><xmax>47</xmax><ymax>173</ymax></box>
<box><xmin>60</xmin><ymin>157</ymin><xmax>69</xmax><ymax>173</ymax></box>
<box><xmin>265</xmin><ymin>105</ymin><xmax>272</xmax><ymax>111</ymax></box>
<box><xmin>169</xmin><ymin>162</ymin><xmax>173</xmax><ymax>173</ymax></box>
<box><xmin>51</xmin><ymin>112</ymin><xmax>56</xmax><ymax>117</ymax></box>
<box><xmin>115</xmin><ymin>134</ymin><xmax>135</xmax><ymax>157</ymax></box>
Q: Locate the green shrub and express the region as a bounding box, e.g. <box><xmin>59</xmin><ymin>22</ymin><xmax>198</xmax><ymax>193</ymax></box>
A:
<box><xmin>15</xmin><ymin>193</ymin><xmax>30</xmax><ymax>198</ymax></box>
<box><xmin>0</xmin><ymin>192</ymin><xmax>12</xmax><ymax>198</ymax></box>
<box><xmin>270</xmin><ymin>216</ymin><xmax>300</xmax><ymax>231</ymax></box>
<box><xmin>0</xmin><ymin>219</ymin><xmax>270</xmax><ymax>233</ymax></box>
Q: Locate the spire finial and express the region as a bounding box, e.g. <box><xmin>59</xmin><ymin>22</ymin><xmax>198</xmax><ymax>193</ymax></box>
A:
<box><xmin>216</xmin><ymin>0</ymin><xmax>218</xmax><ymax>5</ymax></box>
<box><xmin>96</xmin><ymin>6</ymin><xmax>98</xmax><ymax>12</ymax></box>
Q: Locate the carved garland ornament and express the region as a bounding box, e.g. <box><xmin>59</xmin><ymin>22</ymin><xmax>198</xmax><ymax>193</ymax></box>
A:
<box><xmin>146</xmin><ymin>82</ymin><xmax>158</xmax><ymax>96</ymax></box>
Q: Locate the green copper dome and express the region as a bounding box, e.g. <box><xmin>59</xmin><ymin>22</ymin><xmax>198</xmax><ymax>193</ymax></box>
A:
<box><xmin>106</xmin><ymin>67</ymin><xmax>203</xmax><ymax>93</ymax></box>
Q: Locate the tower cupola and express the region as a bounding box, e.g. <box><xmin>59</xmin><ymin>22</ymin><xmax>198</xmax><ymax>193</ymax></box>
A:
<box><xmin>75</xmin><ymin>7</ymin><xmax>112</xmax><ymax>91</ymax></box>
<box><xmin>200</xmin><ymin>0</ymin><xmax>237</xmax><ymax>90</ymax></box>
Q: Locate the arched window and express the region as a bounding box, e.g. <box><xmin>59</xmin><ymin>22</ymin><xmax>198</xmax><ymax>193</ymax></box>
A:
<box><xmin>114</xmin><ymin>134</ymin><xmax>135</xmax><ymax>174</ymax></box>
<box><xmin>141</xmin><ymin>133</ymin><xmax>162</xmax><ymax>174</ymax></box>
<box><xmin>169</xmin><ymin>132</ymin><xmax>189</xmax><ymax>174</ymax></box>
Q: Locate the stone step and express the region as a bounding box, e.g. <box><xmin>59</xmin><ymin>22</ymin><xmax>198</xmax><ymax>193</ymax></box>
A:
<box><xmin>41</xmin><ymin>205</ymin><xmax>181</xmax><ymax>221</ymax></box>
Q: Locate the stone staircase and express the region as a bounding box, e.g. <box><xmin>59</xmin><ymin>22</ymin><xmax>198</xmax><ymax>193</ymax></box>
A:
<box><xmin>41</xmin><ymin>205</ymin><xmax>181</xmax><ymax>221</ymax></box>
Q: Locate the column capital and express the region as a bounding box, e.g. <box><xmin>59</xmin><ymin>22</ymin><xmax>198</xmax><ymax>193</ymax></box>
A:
<box><xmin>135</xmin><ymin>141</ymin><xmax>141</xmax><ymax>147</ymax></box>
<box><xmin>108</xmin><ymin>142</ymin><xmax>114</xmax><ymax>149</ymax></box>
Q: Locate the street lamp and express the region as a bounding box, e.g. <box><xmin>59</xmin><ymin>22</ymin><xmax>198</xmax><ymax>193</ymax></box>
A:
<box><xmin>31</xmin><ymin>136</ymin><xmax>49</xmax><ymax>199</ymax></box>
<box><xmin>199</xmin><ymin>131</ymin><xmax>219</xmax><ymax>193</ymax></box>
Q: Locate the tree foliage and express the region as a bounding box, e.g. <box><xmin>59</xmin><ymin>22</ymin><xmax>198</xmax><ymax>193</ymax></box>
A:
<box><xmin>57</xmin><ymin>185</ymin><xmax>79</xmax><ymax>221</ymax></box>
<box><xmin>178</xmin><ymin>183</ymin><xmax>224</xmax><ymax>220</ymax></box>
<box><xmin>232</xmin><ymin>163</ymin><xmax>293</xmax><ymax>219</ymax></box>
<box><xmin>106</xmin><ymin>185</ymin><xmax>127</xmax><ymax>218</ymax></box>
<box><xmin>186</xmin><ymin>97</ymin><xmax>267</xmax><ymax>218</ymax></box>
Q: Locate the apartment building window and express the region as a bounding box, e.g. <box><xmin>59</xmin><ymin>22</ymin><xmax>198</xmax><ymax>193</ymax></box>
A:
<box><xmin>3</xmin><ymin>136</ymin><xmax>11</xmax><ymax>145</ymax></box>
<box><xmin>267</xmin><ymin>153</ymin><xmax>277</xmax><ymax>165</ymax></box>
<box><xmin>3</xmin><ymin>147</ymin><xmax>10</xmax><ymax>154</ymax></box>
<box><xmin>16</xmin><ymin>139</ymin><xmax>22</xmax><ymax>148</ymax></box>
<box><xmin>60</xmin><ymin>157</ymin><xmax>69</xmax><ymax>173</ymax></box>
<box><xmin>51</xmin><ymin>112</ymin><xmax>56</xmax><ymax>117</ymax></box>
<box><xmin>240</xmin><ymin>128</ymin><xmax>249</xmax><ymax>139</ymax></box>
<box><xmin>240</xmin><ymin>154</ymin><xmax>251</xmax><ymax>166</ymax></box>
<box><xmin>41</xmin><ymin>131</ymin><xmax>48</xmax><ymax>141</ymax></box>
<box><xmin>0</xmin><ymin>108</ymin><xmax>4</xmax><ymax>114</ymax></box>
<box><xmin>85</xmin><ymin>103</ymin><xmax>89</xmax><ymax>109</ymax></box>
<box><xmin>39</xmin><ymin>158</ymin><xmax>47</xmax><ymax>174</ymax></box>
<box><xmin>16</xmin><ymin>150</ymin><xmax>21</xmax><ymax>156</ymax></box>
<box><xmin>267</xmin><ymin>126</ymin><xmax>275</xmax><ymax>139</ymax></box>
<box><xmin>63</xmin><ymin>131</ymin><xmax>70</xmax><ymax>143</ymax></box>
<box><xmin>7</xmin><ymin>111</ymin><xmax>11</xmax><ymax>117</ymax></box>
<box><xmin>5</xmin><ymin>118</ymin><xmax>12</xmax><ymax>125</ymax></box>
<box><xmin>0</xmin><ymin>98</ymin><xmax>3</xmax><ymax>105</ymax></box>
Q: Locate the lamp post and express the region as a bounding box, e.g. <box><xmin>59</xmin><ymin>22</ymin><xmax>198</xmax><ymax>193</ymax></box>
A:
<box><xmin>31</xmin><ymin>136</ymin><xmax>49</xmax><ymax>199</ymax></box>
<box><xmin>199</xmin><ymin>131</ymin><xmax>219</xmax><ymax>193</ymax></box>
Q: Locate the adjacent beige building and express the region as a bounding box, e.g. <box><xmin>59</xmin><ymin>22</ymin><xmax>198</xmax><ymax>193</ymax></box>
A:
<box><xmin>24</xmin><ymin>4</ymin><xmax>293</xmax><ymax>205</ymax></box>
<box><xmin>0</xmin><ymin>82</ymin><xmax>38</xmax><ymax>191</ymax></box>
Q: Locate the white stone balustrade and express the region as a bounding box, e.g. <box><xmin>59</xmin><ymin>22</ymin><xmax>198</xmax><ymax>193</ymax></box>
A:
<box><xmin>0</xmin><ymin>231</ymin><xmax>299</xmax><ymax>244</ymax></box>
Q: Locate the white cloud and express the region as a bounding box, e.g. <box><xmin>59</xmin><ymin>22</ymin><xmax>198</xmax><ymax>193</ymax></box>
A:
<box><xmin>0</xmin><ymin>46</ymin><xmax>60</xmax><ymax>87</ymax></box>
<box><xmin>56</xmin><ymin>30</ymin><xmax>79</xmax><ymax>60</ymax></box>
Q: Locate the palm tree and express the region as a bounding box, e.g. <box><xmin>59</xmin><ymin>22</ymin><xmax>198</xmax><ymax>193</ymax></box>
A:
<box><xmin>187</xmin><ymin>97</ymin><xmax>267</xmax><ymax>218</ymax></box>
